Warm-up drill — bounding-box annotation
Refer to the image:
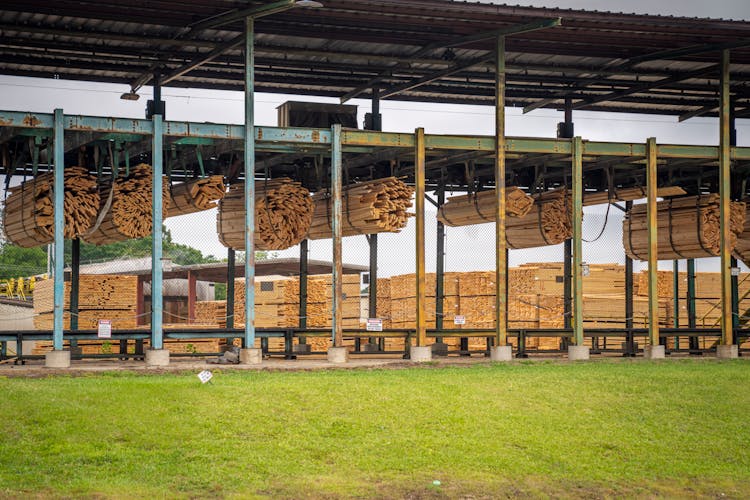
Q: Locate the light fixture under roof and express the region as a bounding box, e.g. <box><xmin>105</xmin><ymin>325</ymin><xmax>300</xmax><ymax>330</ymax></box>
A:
<box><xmin>295</xmin><ymin>0</ymin><xmax>323</xmax><ymax>7</ymax></box>
<box><xmin>120</xmin><ymin>91</ymin><xmax>140</xmax><ymax>101</ymax></box>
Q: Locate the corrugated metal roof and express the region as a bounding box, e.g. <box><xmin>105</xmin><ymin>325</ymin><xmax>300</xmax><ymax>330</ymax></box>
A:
<box><xmin>0</xmin><ymin>0</ymin><xmax>748</xmax><ymax>116</ymax></box>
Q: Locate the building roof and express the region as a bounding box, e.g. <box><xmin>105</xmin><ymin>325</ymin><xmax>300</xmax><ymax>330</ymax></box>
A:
<box><xmin>1</xmin><ymin>1</ymin><xmax>749</xmax><ymax>117</ymax></box>
<box><xmin>66</xmin><ymin>256</ymin><xmax>366</xmax><ymax>282</ymax></box>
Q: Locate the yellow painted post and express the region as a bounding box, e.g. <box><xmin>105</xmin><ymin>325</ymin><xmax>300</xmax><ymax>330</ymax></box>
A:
<box><xmin>415</xmin><ymin>127</ymin><xmax>427</xmax><ymax>347</ymax></box>
<box><xmin>571</xmin><ymin>136</ymin><xmax>584</xmax><ymax>346</ymax></box>
<box><xmin>719</xmin><ymin>49</ymin><xmax>733</xmax><ymax>348</ymax></box>
<box><xmin>495</xmin><ymin>35</ymin><xmax>508</xmax><ymax>348</ymax></box>
<box><xmin>646</xmin><ymin>137</ymin><xmax>660</xmax><ymax>348</ymax></box>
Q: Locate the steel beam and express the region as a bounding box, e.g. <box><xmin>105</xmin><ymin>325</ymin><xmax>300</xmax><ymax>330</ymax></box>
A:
<box><xmin>244</xmin><ymin>16</ymin><xmax>256</xmax><ymax>349</ymax></box>
<box><xmin>719</xmin><ymin>50</ymin><xmax>733</xmax><ymax>346</ymax></box>
<box><xmin>415</xmin><ymin>127</ymin><xmax>427</xmax><ymax>347</ymax></box>
<box><xmin>572</xmin><ymin>136</ymin><xmax>584</xmax><ymax>346</ymax></box>
<box><xmin>52</xmin><ymin>109</ymin><xmax>65</xmax><ymax>351</ymax></box>
<box><xmin>331</xmin><ymin>124</ymin><xmax>343</xmax><ymax>347</ymax></box>
<box><xmin>646</xmin><ymin>137</ymin><xmax>659</xmax><ymax>347</ymax></box>
<box><xmin>495</xmin><ymin>35</ymin><xmax>508</xmax><ymax>348</ymax></box>
<box><xmin>151</xmin><ymin>113</ymin><xmax>164</xmax><ymax>350</ymax></box>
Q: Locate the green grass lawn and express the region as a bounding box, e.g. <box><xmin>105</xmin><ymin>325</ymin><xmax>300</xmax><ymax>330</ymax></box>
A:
<box><xmin>2</xmin><ymin>359</ymin><xmax>750</xmax><ymax>499</ymax></box>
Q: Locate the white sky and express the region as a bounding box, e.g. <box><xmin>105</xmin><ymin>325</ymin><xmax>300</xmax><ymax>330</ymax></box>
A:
<box><xmin>1</xmin><ymin>0</ymin><xmax>749</xmax><ymax>276</ymax></box>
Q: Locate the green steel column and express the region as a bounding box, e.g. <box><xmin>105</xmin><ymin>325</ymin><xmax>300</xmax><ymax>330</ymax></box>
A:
<box><xmin>244</xmin><ymin>16</ymin><xmax>256</xmax><ymax>348</ymax></box>
<box><xmin>151</xmin><ymin>113</ymin><xmax>164</xmax><ymax>349</ymax></box>
<box><xmin>719</xmin><ymin>49</ymin><xmax>733</xmax><ymax>346</ymax></box>
<box><xmin>52</xmin><ymin>108</ymin><xmax>65</xmax><ymax>351</ymax></box>
<box><xmin>495</xmin><ymin>35</ymin><xmax>508</xmax><ymax>347</ymax></box>
<box><xmin>299</xmin><ymin>239</ymin><xmax>308</xmax><ymax>331</ymax></box>
<box><xmin>687</xmin><ymin>259</ymin><xmax>697</xmax><ymax>328</ymax></box>
<box><xmin>673</xmin><ymin>260</ymin><xmax>680</xmax><ymax>349</ymax></box>
<box><xmin>226</xmin><ymin>248</ymin><xmax>235</xmax><ymax>330</ymax></box>
<box><xmin>646</xmin><ymin>137</ymin><xmax>659</xmax><ymax>347</ymax></box>
<box><xmin>70</xmin><ymin>238</ymin><xmax>80</xmax><ymax>332</ymax></box>
<box><xmin>571</xmin><ymin>136</ymin><xmax>584</xmax><ymax>346</ymax></box>
<box><xmin>415</xmin><ymin>127</ymin><xmax>427</xmax><ymax>347</ymax></box>
<box><xmin>435</xmin><ymin>186</ymin><xmax>446</xmax><ymax>331</ymax></box>
<box><xmin>331</xmin><ymin>124</ymin><xmax>343</xmax><ymax>347</ymax></box>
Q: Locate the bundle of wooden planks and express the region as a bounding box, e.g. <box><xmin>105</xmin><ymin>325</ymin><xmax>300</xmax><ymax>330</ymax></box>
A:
<box><xmin>3</xmin><ymin>167</ymin><xmax>100</xmax><ymax>247</ymax></box>
<box><xmin>307</xmin><ymin>177</ymin><xmax>414</xmax><ymax>239</ymax></box>
<box><xmin>732</xmin><ymin>203</ymin><xmax>750</xmax><ymax>267</ymax></box>
<box><xmin>436</xmin><ymin>187</ymin><xmax>534</xmax><ymax>226</ymax></box>
<box><xmin>622</xmin><ymin>194</ymin><xmax>746</xmax><ymax>260</ymax></box>
<box><xmin>506</xmin><ymin>190</ymin><xmax>573</xmax><ymax>248</ymax></box>
<box><xmin>582</xmin><ymin>185</ymin><xmax>686</xmax><ymax>207</ymax></box>
<box><xmin>195</xmin><ymin>300</ymin><xmax>227</xmax><ymax>328</ymax></box>
<box><xmin>217</xmin><ymin>178</ymin><xmax>313</xmax><ymax>251</ymax></box>
<box><xmin>83</xmin><ymin>164</ymin><xmax>169</xmax><ymax>245</ymax></box>
<box><xmin>167</xmin><ymin>175</ymin><xmax>226</xmax><ymax>218</ymax></box>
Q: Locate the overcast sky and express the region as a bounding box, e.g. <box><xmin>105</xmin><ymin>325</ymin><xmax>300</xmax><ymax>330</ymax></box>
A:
<box><xmin>1</xmin><ymin>0</ymin><xmax>749</xmax><ymax>276</ymax></box>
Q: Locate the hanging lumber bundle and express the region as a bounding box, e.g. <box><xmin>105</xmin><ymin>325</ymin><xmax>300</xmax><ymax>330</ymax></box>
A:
<box><xmin>582</xmin><ymin>186</ymin><xmax>687</xmax><ymax>207</ymax></box>
<box><xmin>83</xmin><ymin>164</ymin><xmax>169</xmax><ymax>245</ymax></box>
<box><xmin>166</xmin><ymin>175</ymin><xmax>226</xmax><ymax>218</ymax></box>
<box><xmin>732</xmin><ymin>203</ymin><xmax>750</xmax><ymax>267</ymax></box>
<box><xmin>506</xmin><ymin>190</ymin><xmax>573</xmax><ymax>249</ymax></box>
<box><xmin>622</xmin><ymin>194</ymin><xmax>746</xmax><ymax>260</ymax></box>
<box><xmin>2</xmin><ymin>167</ymin><xmax>99</xmax><ymax>248</ymax></box>
<box><xmin>306</xmin><ymin>177</ymin><xmax>414</xmax><ymax>240</ymax></box>
<box><xmin>217</xmin><ymin>178</ymin><xmax>313</xmax><ymax>251</ymax></box>
<box><xmin>436</xmin><ymin>187</ymin><xmax>534</xmax><ymax>226</ymax></box>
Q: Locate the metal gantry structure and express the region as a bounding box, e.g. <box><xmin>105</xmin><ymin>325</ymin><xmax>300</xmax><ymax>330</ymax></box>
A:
<box><xmin>0</xmin><ymin>1</ymin><xmax>749</xmax><ymax>365</ymax></box>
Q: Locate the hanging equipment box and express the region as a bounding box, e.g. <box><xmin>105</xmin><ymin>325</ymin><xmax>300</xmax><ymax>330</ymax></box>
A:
<box><xmin>277</xmin><ymin>101</ymin><xmax>358</xmax><ymax>128</ymax></box>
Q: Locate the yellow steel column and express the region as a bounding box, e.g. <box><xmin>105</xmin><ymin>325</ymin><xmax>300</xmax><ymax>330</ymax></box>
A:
<box><xmin>646</xmin><ymin>137</ymin><xmax>660</xmax><ymax>348</ymax></box>
<box><xmin>571</xmin><ymin>136</ymin><xmax>584</xmax><ymax>346</ymax></box>
<box><xmin>495</xmin><ymin>35</ymin><xmax>508</xmax><ymax>348</ymax></box>
<box><xmin>719</xmin><ymin>49</ymin><xmax>733</xmax><ymax>348</ymax></box>
<box><xmin>415</xmin><ymin>127</ymin><xmax>427</xmax><ymax>347</ymax></box>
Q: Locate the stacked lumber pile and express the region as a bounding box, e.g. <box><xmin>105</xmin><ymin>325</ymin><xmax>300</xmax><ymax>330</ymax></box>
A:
<box><xmin>167</xmin><ymin>175</ymin><xmax>226</xmax><ymax>218</ymax></box>
<box><xmin>389</xmin><ymin>272</ymin><xmax>460</xmax><ymax>329</ymax></box>
<box><xmin>217</xmin><ymin>178</ymin><xmax>313</xmax><ymax>251</ymax></box>
<box><xmin>308</xmin><ymin>274</ymin><xmax>363</xmax><ymax>329</ymax></box>
<box><xmin>194</xmin><ymin>300</ymin><xmax>227</xmax><ymax>328</ymax></box>
<box><xmin>583</xmin><ymin>186</ymin><xmax>686</xmax><ymax>207</ymax></box>
<box><xmin>84</xmin><ymin>164</ymin><xmax>169</xmax><ymax>245</ymax></box>
<box><xmin>307</xmin><ymin>177</ymin><xmax>414</xmax><ymax>239</ymax></box>
<box><xmin>375</xmin><ymin>277</ymin><xmax>392</xmax><ymax>329</ymax></box>
<box><xmin>506</xmin><ymin>190</ymin><xmax>573</xmax><ymax>249</ymax></box>
<box><xmin>436</xmin><ymin>187</ymin><xmax>534</xmax><ymax>226</ymax></box>
<box><xmin>622</xmin><ymin>194</ymin><xmax>746</xmax><ymax>260</ymax></box>
<box><xmin>33</xmin><ymin>275</ymin><xmax>139</xmax><ymax>330</ymax></box>
<box><xmin>232</xmin><ymin>276</ymin><xmax>328</xmax><ymax>328</ymax></box>
<box><xmin>3</xmin><ymin>167</ymin><xmax>99</xmax><ymax>247</ymax></box>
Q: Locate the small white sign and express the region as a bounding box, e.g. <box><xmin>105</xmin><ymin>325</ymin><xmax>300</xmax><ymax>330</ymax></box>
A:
<box><xmin>97</xmin><ymin>319</ymin><xmax>112</xmax><ymax>339</ymax></box>
<box><xmin>197</xmin><ymin>370</ymin><xmax>213</xmax><ymax>384</ymax></box>
<box><xmin>454</xmin><ymin>315</ymin><xmax>466</xmax><ymax>325</ymax></box>
<box><xmin>731</xmin><ymin>267</ymin><xmax>741</xmax><ymax>277</ymax></box>
<box><xmin>366</xmin><ymin>318</ymin><xmax>383</xmax><ymax>332</ymax></box>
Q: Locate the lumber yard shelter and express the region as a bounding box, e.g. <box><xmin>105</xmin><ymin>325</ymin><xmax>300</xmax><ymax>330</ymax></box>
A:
<box><xmin>0</xmin><ymin>0</ymin><xmax>749</xmax><ymax>366</ymax></box>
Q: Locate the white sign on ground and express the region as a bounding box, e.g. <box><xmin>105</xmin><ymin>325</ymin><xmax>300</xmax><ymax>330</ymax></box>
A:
<box><xmin>197</xmin><ymin>370</ymin><xmax>213</xmax><ymax>384</ymax></box>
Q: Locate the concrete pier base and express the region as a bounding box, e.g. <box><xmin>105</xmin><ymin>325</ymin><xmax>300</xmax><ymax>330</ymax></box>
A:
<box><xmin>293</xmin><ymin>343</ymin><xmax>311</xmax><ymax>354</ymax></box>
<box><xmin>643</xmin><ymin>345</ymin><xmax>665</xmax><ymax>359</ymax></box>
<box><xmin>239</xmin><ymin>348</ymin><xmax>262</xmax><ymax>365</ymax></box>
<box><xmin>431</xmin><ymin>342</ymin><xmax>449</xmax><ymax>357</ymax></box>
<box><xmin>716</xmin><ymin>344</ymin><xmax>739</xmax><ymax>359</ymax></box>
<box><xmin>362</xmin><ymin>342</ymin><xmax>381</xmax><ymax>353</ymax></box>
<box><xmin>327</xmin><ymin>346</ymin><xmax>349</xmax><ymax>363</ymax></box>
<box><xmin>45</xmin><ymin>350</ymin><xmax>71</xmax><ymax>368</ymax></box>
<box><xmin>145</xmin><ymin>349</ymin><xmax>170</xmax><ymax>366</ymax></box>
<box><xmin>410</xmin><ymin>345</ymin><xmax>432</xmax><ymax>362</ymax></box>
<box><xmin>568</xmin><ymin>345</ymin><xmax>590</xmax><ymax>361</ymax></box>
<box><xmin>490</xmin><ymin>345</ymin><xmax>513</xmax><ymax>361</ymax></box>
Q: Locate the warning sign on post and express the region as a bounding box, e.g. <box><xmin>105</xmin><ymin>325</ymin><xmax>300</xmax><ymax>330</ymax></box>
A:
<box><xmin>454</xmin><ymin>315</ymin><xmax>466</xmax><ymax>325</ymax></box>
<box><xmin>97</xmin><ymin>319</ymin><xmax>112</xmax><ymax>339</ymax></box>
<box><xmin>366</xmin><ymin>318</ymin><xmax>383</xmax><ymax>332</ymax></box>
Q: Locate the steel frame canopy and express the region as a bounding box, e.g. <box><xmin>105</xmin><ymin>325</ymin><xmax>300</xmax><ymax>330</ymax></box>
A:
<box><xmin>1</xmin><ymin>0</ymin><xmax>749</xmax><ymax>118</ymax></box>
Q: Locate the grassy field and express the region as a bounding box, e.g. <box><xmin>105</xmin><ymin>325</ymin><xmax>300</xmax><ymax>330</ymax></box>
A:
<box><xmin>2</xmin><ymin>359</ymin><xmax>750</xmax><ymax>499</ymax></box>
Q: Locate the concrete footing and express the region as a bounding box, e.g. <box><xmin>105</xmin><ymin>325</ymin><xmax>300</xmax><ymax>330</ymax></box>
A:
<box><xmin>431</xmin><ymin>342</ymin><xmax>449</xmax><ymax>356</ymax></box>
<box><xmin>239</xmin><ymin>348</ymin><xmax>262</xmax><ymax>364</ymax></box>
<box><xmin>145</xmin><ymin>349</ymin><xmax>170</xmax><ymax>366</ymax></box>
<box><xmin>568</xmin><ymin>345</ymin><xmax>590</xmax><ymax>361</ymax></box>
<box><xmin>327</xmin><ymin>346</ymin><xmax>349</xmax><ymax>363</ymax></box>
<box><xmin>643</xmin><ymin>345</ymin><xmax>665</xmax><ymax>359</ymax></box>
<box><xmin>410</xmin><ymin>345</ymin><xmax>432</xmax><ymax>362</ymax></box>
<box><xmin>293</xmin><ymin>343</ymin><xmax>311</xmax><ymax>354</ymax></box>
<box><xmin>716</xmin><ymin>344</ymin><xmax>739</xmax><ymax>359</ymax></box>
<box><xmin>45</xmin><ymin>350</ymin><xmax>71</xmax><ymax>368</ymax></box>
<box><xmin>490</xmin><ymin>345</ymin><xmax>513</xmax><ymax>361</ymax></box>
<box><xmin>362</xmin><ymin>342</ymin><xmax>381</xmax><ymax>353</ymax></box>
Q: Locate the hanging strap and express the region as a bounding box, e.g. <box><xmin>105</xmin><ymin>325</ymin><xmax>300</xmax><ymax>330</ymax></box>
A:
<box><xmin>695</xmin><ymin>194</ymin><xmax>712</xmax><ymax>256</ymax></box>
<box><xmin>667</xmin><ymin>198</ymin><xmax>686</xmax><ymax>259</ymax></box>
